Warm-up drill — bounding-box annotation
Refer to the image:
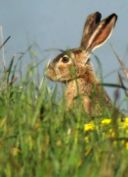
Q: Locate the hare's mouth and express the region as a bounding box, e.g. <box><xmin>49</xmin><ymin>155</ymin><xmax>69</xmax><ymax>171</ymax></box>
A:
<box><xmin>46</xmin><ymin>68</ymin><xmax>72</xmax><ymax>82</ymax></box>
<box><xmin>46</xmin><ymin>68</ymin><xmax>58</xmax><ymax>81</ymax></box>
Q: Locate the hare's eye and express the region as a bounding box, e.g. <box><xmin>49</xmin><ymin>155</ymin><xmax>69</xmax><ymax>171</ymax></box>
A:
<box><xmin>61</xmin><ymin>56</ymin><xmax>70</xmax><ymax>63</ymax></box>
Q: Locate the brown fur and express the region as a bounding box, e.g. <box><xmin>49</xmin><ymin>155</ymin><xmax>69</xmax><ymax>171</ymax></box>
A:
<box><xmin>65</xmin><ymin>63</ymin><xmax>110</xmax><ymax>115</ymax></box>
<box><xmin>46</xmin><ymin>12</ymin><xmax>118</xmax><ymax>116</ymax></box>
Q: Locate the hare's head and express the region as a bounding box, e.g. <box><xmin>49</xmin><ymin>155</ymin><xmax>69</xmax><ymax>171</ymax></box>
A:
<box><xmin>46</xmin><ymin>12</ymin><xmax>117</xmax><ymax>82</ymax></box>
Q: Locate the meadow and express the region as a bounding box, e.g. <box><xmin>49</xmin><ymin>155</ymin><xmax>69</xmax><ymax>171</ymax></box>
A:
<box><xmin>0</xmin><ymin>46</ymin><xmax>128</xmax><ymax>177</ymax></box>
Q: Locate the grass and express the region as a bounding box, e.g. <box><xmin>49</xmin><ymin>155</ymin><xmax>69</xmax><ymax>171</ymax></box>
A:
<box><xmin>0</xmin><ymin>51</ymin><xmax>128</xmax><ymax>177</ymax></box>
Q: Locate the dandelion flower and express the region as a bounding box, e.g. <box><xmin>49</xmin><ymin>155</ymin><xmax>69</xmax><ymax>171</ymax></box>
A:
<box><xmin>123</xmin><ymin>117</ymin><xmax>128</xmax><ymax>128</ymax></box>
<box><xmin>84</xmin><ymin>122</ymin><xmax>95</xmax><ymax>132</ymax></box>
<box><xmin>101</xmin><ymin>118</ymin><xmax>112</xmax><ymax>125</ymax></box>
<box><xmin>120</xmin><ymin>117</ymin><xmax>128</xmax><ymax>129</ymax></box>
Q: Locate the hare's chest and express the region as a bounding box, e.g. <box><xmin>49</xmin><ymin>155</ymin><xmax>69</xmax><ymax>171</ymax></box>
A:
<box><xmin>65</xmin><ymin>79</ymin><xmax>92</xmax><ymax>100</ymax></box>
<box><xmin>65</xmin><ymin>79</ymin><xmax>93</xmax><ymax>113</ymax></box>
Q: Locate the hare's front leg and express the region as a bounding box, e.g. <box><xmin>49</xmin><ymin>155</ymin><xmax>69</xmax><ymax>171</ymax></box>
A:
<box><xmin>65</xmin><ymin>88</ymin><xmax>92</xmax><ymax>114</ymax></box>
<box><xmin>65</xmin><ymin>88</ymin><xmax>77</xmax><ymax>109</ymax></box>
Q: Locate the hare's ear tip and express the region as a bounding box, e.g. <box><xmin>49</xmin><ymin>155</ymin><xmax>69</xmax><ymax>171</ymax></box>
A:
<box><xmin>109</xmin><ymin>13</ymin><xmax>118</xmax><ymax>26</ymax></box>
<box><xmin>91</xmin><ymin>11</ymin><xmax>102</xmax><ymax>17</ymax></box>
<box><xmin>95</xmin><ymin>11</ymin><xmax>101</xmax><ymax>15</ymax></box>
<box><xmin>110</xmin><ymin>13</ymin><xmax>118</xmax><ymax>20</ymax></box>
<box><xmin>94</xmin><ymin>11</ymin><xmax>102</xmax><ymax>17</ymax></box>
<box><xmin>105</xmin><ymin>13</ymin><xmax>118</xmax><ymax>26</ymax></box>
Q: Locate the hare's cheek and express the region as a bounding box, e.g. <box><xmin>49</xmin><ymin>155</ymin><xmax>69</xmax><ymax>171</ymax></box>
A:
<box><xmin>54</xmin><ymin>65</ymin><xmax>71</xmax><ymax>80</ymax></box>
<box><xmin>56</xmin><ymin>65</ymin><xmax>68</xmax><ymax>75</ymax></box>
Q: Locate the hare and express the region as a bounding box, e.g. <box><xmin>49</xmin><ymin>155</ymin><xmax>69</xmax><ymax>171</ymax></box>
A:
<box><xmin>46</xmin><ymin>12</ymin><xmax>118</xmax><ymax>116</ymax></box>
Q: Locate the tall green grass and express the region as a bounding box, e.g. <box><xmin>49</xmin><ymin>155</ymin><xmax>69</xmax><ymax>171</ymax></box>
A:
<box><xmin>0</xmin><ymin>51</ymin><xmax>128</xmax><ymax>177</ymax></box>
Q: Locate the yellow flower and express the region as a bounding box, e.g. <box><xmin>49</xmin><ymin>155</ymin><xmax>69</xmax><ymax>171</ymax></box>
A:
<box><xmin>101</xmin><ymin>118</ymin><xmax>112</xmax><ymax>125</ymax></box>
<box><xmin>123</xmin><ymin>117</ymin><xmax>128</xmax><ymax>128</ymax></box>
<box><xmin>125</xmin><ymin>141</ymin><xmax>128</xmax><ymax>150</ymax></box>
<box><xmin>84</xmin><ymin>122</ymin><xmax>95</xmax><ymax>132</ymax></box>
<box><xmin>119</xmin><ymin>117</ymin><xmax>128</xmax><ymax>129</ymax></box>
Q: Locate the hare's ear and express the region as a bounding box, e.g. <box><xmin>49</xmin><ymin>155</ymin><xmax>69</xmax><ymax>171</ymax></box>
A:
<box><xmin>80</xmin><ymin>11</ymin><xmax>102</xmax><ymax>49</ymax></box>
<box><xmin>85</xmin><ymin>13</ymin><xmax>117</xmax><ymax>51</ymax></box>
